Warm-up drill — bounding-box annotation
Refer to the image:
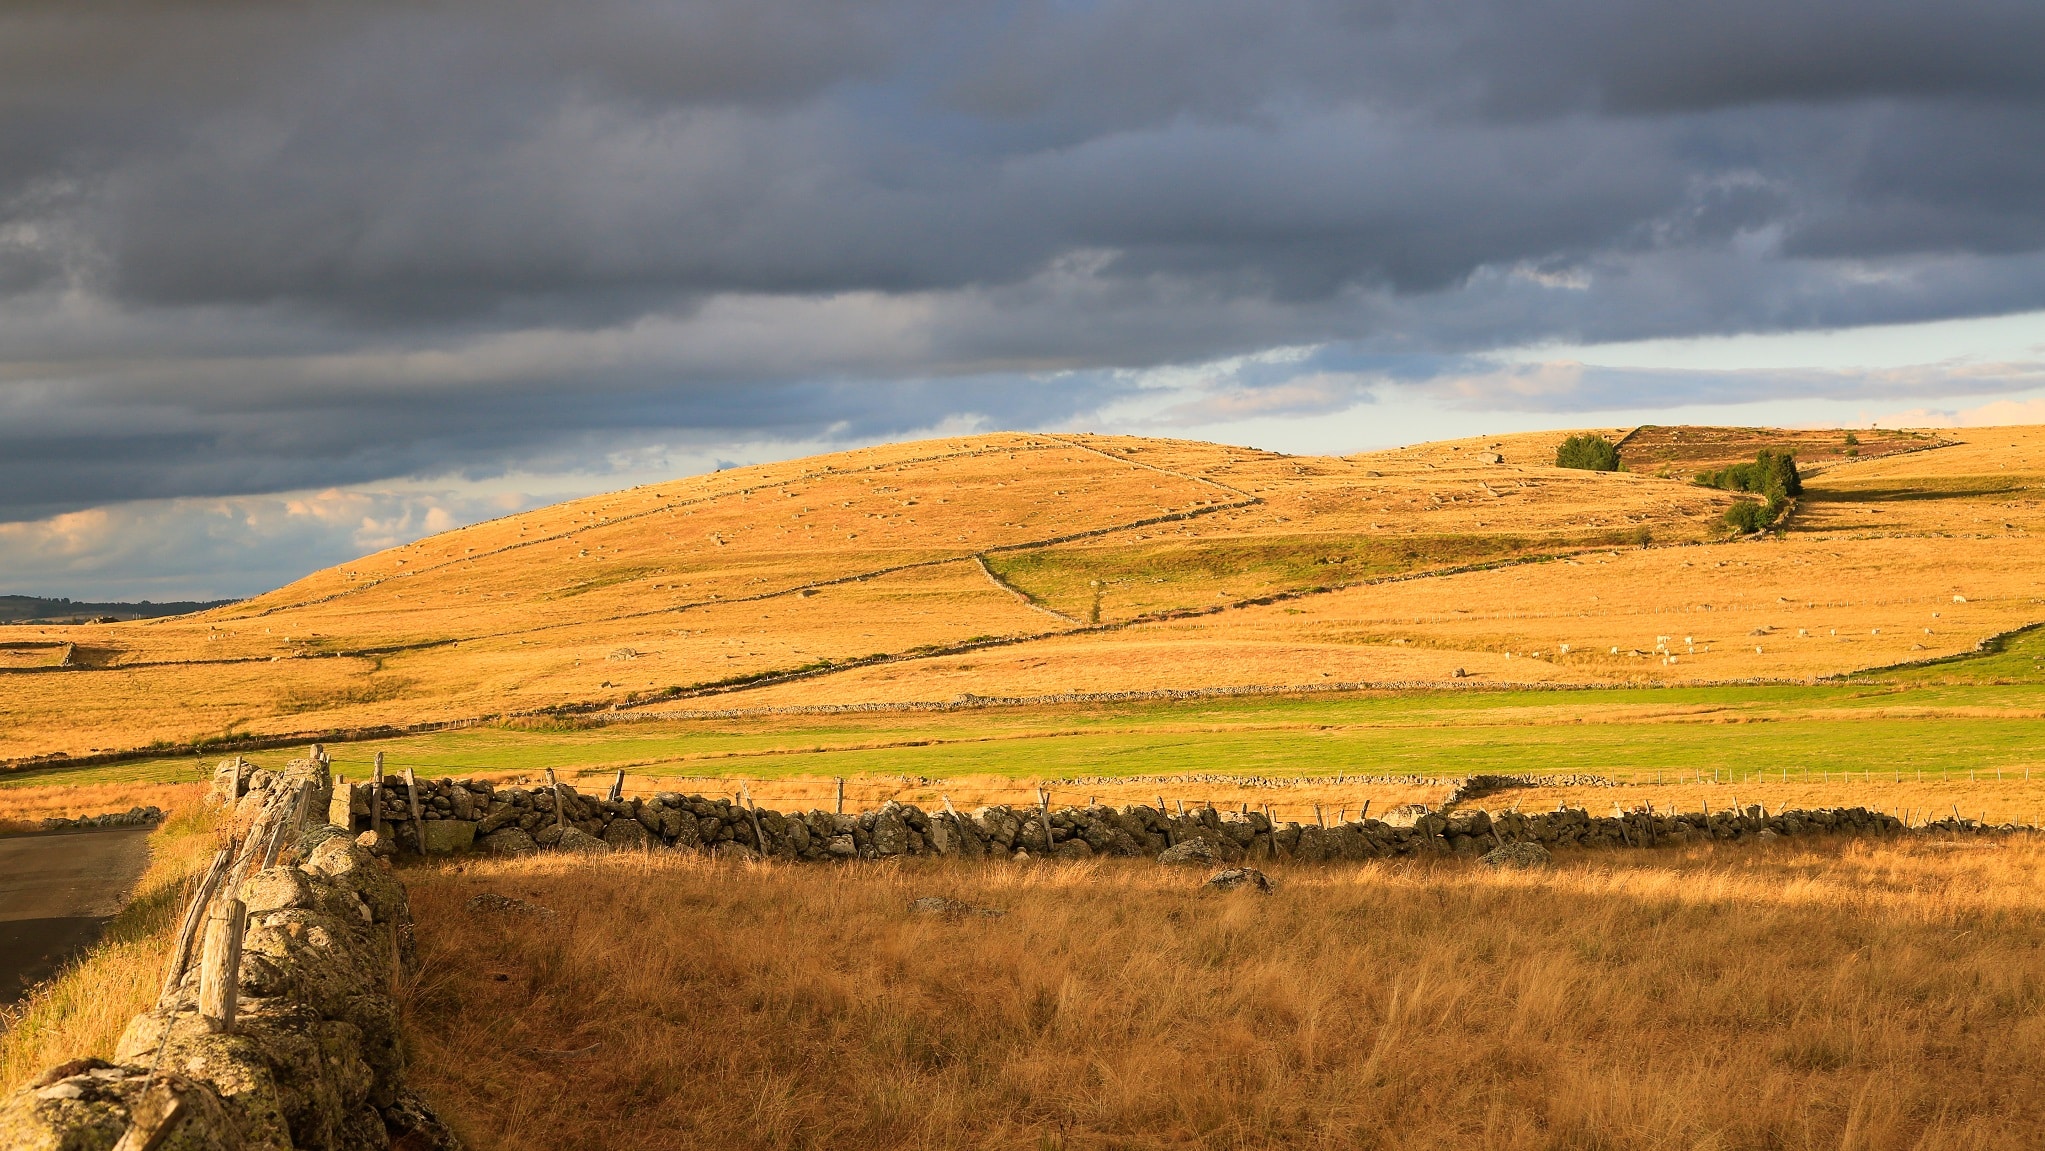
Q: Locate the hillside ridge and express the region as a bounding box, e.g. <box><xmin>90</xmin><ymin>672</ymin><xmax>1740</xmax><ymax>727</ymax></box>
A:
<box><xmin>5</xmin><ymin>424</ymin><xmax>2042</xmax><ymax>762</ymax></box>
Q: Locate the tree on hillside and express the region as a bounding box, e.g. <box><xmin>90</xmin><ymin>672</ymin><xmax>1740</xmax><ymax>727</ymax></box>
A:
<box><xmin>1695</xmin><ymin>450</ymin><xmax>1801</xmax><ymax>507</ymax></box>
<box><xmin>1555</xmin><ymin>434</ymin><xmax>1621</xmax><ymax>471</ymax></box>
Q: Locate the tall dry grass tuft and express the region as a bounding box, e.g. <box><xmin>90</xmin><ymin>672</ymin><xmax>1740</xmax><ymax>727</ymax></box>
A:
<box><xmin>405</xmin><ymin>836</ymin><xmax>2045</xmax><ymax>1150</ymax></box>
<box><xmin>0</xmin><ymin>788</ymin><xmax>220</xmax><ymax>1088</ymax></box>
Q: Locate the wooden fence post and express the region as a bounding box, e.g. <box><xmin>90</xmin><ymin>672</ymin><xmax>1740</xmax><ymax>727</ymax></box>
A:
<box><xmin>198</xmin><ymin>897</ymin><xmax>246</xmax><ymax>1033</ymax></box>
<box><xmin>546</xmin><ymin>769</ymin><xmax>566</xmax><ymax>830</ymax></box>
<box><xmin>742</xmin><ymin>784</ymin><xmax>766</xmax><ymax>854</ymax></box>
<box><xmin>1038</xmin><ymin>790</ymin><xmax>1054</xmax><ymax>854</ymax></box>
<box><xmin>370</xmin><ymin>753</ymin><xmax>385</xmax><ymax>841</ymax></box>
<box><xmin>159</xmin><ymin>848</ymin><xmax>231</xmax><ymax>1001</ymax></box>
<box><xmin>110</xmin><ymin>1083</ymin><xmax>187</xmax><ymax>1151</ymax></box>
<box><xmin>608</xmin><ymin>770</ymin><xmax>625</xmax><ymax>803</ymax></box>
<box><xmin>259</xmin><ymin>783</ymin><xmax>307</xmax><ymax>869</ymax></box>
<box><xmin>835</xmin><ymin>777</ymin><xmax>845</xmax><ymax>815</ymax></box>
<box><xmin>403</xmin><ymin>768</ymin><xmax>427</xmax><ymax>854</ymax></box>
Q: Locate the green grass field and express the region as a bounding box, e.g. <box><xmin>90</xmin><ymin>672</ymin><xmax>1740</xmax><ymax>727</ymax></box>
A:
<box><xmin>13</xmin><ymin>625</ymin><xmax>2045</xmax><ymax>793</ymax></box>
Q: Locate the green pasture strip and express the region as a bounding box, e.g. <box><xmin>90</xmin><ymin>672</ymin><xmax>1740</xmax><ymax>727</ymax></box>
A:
<box><xmin>1861</xmin><ymin>623</ymin><xmax>2045</xmax><ymax>685</ymax></box>
<box><xmin>17</xmin><ymin>674</ymin><xmax>2043</xmax><ymax>790</ymax></box>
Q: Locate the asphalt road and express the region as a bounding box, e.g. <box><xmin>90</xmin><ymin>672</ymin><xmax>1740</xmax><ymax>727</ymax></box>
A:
<box><xmin>0</xmin><ymin>827</ymin><xmax>153</xmax><ymax>1006</ymax></box>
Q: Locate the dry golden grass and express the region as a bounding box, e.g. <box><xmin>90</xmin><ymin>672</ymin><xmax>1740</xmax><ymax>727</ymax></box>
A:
<box><xmin>0</xmin><ymin>782</ymin><xmax>200</xmax><ymax>835</ymax></box>
<box><xmin>9</xmin><ymin>423</ymin><xmax>2045</xmax><ymax>760</ymax></box>
<box><xmin>0</xmin><ymin>793</ymin><xmax>221</xmax><ymax>1089</ymax></box>
<box><xmin>405</xmin><ymin>836</ymin><xmax>2045</xmax><ymax>1151</ymax></box>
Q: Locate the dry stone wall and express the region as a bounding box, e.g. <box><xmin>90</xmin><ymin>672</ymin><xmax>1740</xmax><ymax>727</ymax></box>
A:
<box><xmin>334</xmin><ymin>774</ymin><xmax>2013</xmax><ymax>865</ymax></box>
<box><xmin>0</xmin><ymin>755</ymin><xmax>459</xmax><ymax>1151</ymax></box>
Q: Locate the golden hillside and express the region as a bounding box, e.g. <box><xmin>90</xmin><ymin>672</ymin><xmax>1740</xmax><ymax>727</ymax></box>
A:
<box><xmin>4</xmin><ymin>423</ymin><xmax>2041</xmax><ymax>761</ymax></box>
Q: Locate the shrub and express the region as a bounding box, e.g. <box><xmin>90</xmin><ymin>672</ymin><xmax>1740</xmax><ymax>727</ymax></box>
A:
<box><xmin>1556</xmin><ymin>434</ymin><xmax>1621</xmax><ymax>471</ymax></box>
<box><xmin>1724</xmin><ymin>498</ymin><xmax>1769</xmax><ymax>533</ymax></box>
<box><xmin>1695</xmin><ymin>450</ymin><xmax>1801</xmax><ymax>509</ymax></box>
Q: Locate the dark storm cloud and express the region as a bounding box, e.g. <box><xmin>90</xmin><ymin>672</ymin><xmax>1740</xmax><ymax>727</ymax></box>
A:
<box><xmin>2</xmin><ymin>0</ymin><xmax>2044</xmax><ymax>522</ymax></box>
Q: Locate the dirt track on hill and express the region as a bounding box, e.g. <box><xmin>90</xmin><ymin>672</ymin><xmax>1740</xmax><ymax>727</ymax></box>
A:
<box><xmin>0</xmin><ymin>828</ymin><xmax>151</xmax><ymax>1006</ymax></box>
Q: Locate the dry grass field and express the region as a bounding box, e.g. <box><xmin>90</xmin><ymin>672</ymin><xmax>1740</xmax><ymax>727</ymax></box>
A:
<box><xmin>0</xmin><ymin>782</ymin><xmax>200</xmax><ymax>835</ymax></box>
<box><xmin>405</xmin><ymin>836</ymin><xmax>2045</xmax><ymax>1151</ymax></box>
<box><xmin>7</xmin><ymin>422</ymin><xmax>2045</xmax><ymax>764</ymax></box>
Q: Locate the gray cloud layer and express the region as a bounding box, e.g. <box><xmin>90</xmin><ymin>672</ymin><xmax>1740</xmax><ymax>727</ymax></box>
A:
<box><xmin>3</xmin><ymin>0</ymin><xmax>2044</xmax><ymax>522</ymax></box>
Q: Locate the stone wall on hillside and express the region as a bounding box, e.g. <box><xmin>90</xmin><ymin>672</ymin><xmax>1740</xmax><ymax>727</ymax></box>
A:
<box><xmin>333</xmin><ymin>773</ymin><xmax>2012</xmax><ymax>864</ymax></box>
<box><xmin>0</xmin><ymin>754</ymin><xmax>459</xmax><ymax>1151</ymax></box>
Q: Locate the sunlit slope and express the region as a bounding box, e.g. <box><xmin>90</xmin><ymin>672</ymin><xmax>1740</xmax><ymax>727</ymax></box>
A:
<box><xmin>716</xmin><ymin>425</ymin><xmax>2045</xmax><ymax>708</ymax></box>
<box><xmin>11</xmin><ymin>423</ymin><xmax>2045</xmax><ymax>761</ymax></box>
<box><xmin>984</xmin><ymin>429</ymin><xmax>1732</xmax><ymax>621</ymax></box>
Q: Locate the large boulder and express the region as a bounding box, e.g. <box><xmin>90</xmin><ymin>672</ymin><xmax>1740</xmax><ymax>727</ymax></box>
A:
<box><xmin>555</xmin><ymin>826</ymin><xmax>607</xmax><ymax>853</ymax></box>
<box><xmin>603</xmin><ymin>818</ymin><xmax>651</xmax><ymax>851</ymax></box>
<box><xmin>1481</xmin><ymin>841</ymin><xmax>1552</xmax><ymax>869</ymax></box>
<box><xmin>0</xmin><ymin>1063</ymin><xmax>243</xmax><ymax>1151</ymax></box>
<box><xmin>418</xmin><ymin>820</ymin><xmax>476</xmax><ymax>855</ymax></box>
<box><xmin>1157</xmin><ymin>840</ymin><xmax>1224</xmax><ymax>867</ymax></box>
<box><xmin>481</xmin><ymin>828</ymin><xmax>538</xmax><ymax>856</ymax></box>
<box><xmin>1051</xmin><ymin>838</ymin><xmax>1094</xmax><ymax>861</ymax></box>
<box><xmin>870</xmin><ymin>807</ymin><xmax>910</xmax><ymax>856</ymax></box>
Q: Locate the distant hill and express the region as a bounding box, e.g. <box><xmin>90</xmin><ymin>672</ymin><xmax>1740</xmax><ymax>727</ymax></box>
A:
<box><xmin>0</xmin><ymin>595</ymin><xmax>234</xmax><ymax>625</ymax></box>
<box><xmin>5</xmin><ymin>422</ymin><xmax>2041</xmax><ymax>763</ymax></box>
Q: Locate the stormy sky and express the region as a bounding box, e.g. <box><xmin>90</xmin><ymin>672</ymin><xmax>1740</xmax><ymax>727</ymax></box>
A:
<box><xmin>4</xmin><ymin>0</ymin><xmax>2045</xmax><ymax>598</ymax></box>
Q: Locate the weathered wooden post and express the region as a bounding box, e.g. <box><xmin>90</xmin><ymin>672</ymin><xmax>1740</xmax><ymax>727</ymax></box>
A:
<box><xmin>110</xmin><ymin>1083</ymin><xmax>187</xmax><ymax>1151</ymax></box>
<box><xmin>835</xmin><ymin>777</ymin><xmax>846</xmax><ymax>814</ymax></box>
<box><xmin>371</xmin><ymin>753</ymin><xmax>385</xmax><ymax>842</ymax></box>
<box><xmin>160</xmin><ymin>848</ymin><xmax>231</xmax><ymax>1001</ymax></box>
<box><xmin>608</xmin><ymin>770</ymin><xmax>625</xmax><ymax>803</ymax></box>
<box><xmin>741</xmin><ymin>784</ymin><xmax>766</xmax><ymax>854</ymax></box>
<box><xmin>197</xmin><ymin>897</ymin><xmax>246</xmax><ymax>1033</ymax></box>
<box><xmin>1037</xmin><ymin>789</ymin><xmax>1053</xmax><ymax>854</ymax></box>
<box><xmin>259</xmin><ymin>782</ymin><xmax>308</xmax><ymax>868</ymax></box>
<box><xmin>546</xmin><ymin>768</ymin><xmax>567</xmax><ymax>830</ymax></box>
<box><xmin>403</xmin><ymin>767</ymin><xmax>426</xmax><ymax>854</ymax></box>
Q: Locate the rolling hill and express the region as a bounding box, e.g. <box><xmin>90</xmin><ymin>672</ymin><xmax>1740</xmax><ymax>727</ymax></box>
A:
<box><xmin>5</xmin><ymin>423</ymin><xmax>2043</xmax><ymax>763</ymax></box>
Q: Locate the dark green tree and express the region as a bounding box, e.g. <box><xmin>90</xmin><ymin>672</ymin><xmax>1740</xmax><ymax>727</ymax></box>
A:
<box><xmin>1724</xmin><ymin>498</ymin><xmax>1769</xmax><ymax>533</ymax></box>
<box><xmin>1555</xmin><ymin>433</ymin><xmax>1621</xmax><ymax>471</ymax></box>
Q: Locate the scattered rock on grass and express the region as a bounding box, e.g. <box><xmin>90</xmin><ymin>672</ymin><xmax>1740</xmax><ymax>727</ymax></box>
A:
<box><xmin>1204</xmin><ymin>868</ymin><xmax>1273</xmax><ymax>893</ymax></box>
<box><xmin>465</xmin><ymin>893</ymin><xmax>555</xmax><ymax>918</ymax></box>
<box><xmin>1480</xmin><ymin>842</ymin><xmax>1552</xmax><ymax>869</ymax></box>
<box><xmin>908</xmin><ymin>896</ymin><xmax>1004</xmax><ymax>919</ymax></box>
